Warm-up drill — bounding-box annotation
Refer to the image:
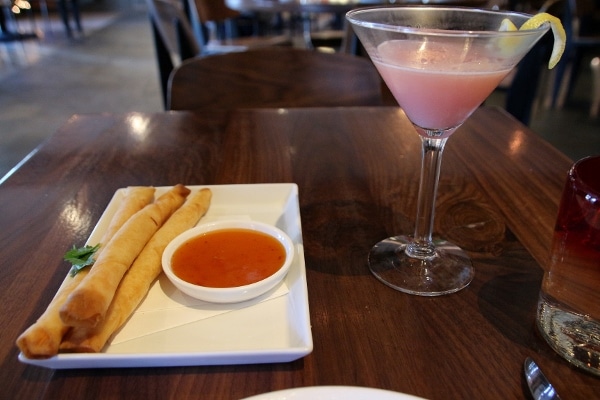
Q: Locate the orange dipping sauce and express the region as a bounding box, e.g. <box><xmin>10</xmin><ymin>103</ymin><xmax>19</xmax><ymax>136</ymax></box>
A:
<box><xmin>171</xmin><ymin>228</ymin><xmax>287</xmax><ymax>288</ymax></box>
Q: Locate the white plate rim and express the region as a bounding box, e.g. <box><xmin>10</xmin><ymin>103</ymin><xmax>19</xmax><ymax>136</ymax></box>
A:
<box><xmin>242</xmin><ymin>386</ymin><xmax>427</xmax><ymax>400</ymax></box>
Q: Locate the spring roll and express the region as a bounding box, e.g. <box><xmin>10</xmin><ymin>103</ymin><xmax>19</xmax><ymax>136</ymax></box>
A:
<box><xmin>61</xmin><ymin>188</ymin><xmax>212</xmax><ymax>352</ymax></box>
<box><xmin>59</xmin><ymin>185</ymin><xmax>190</xmax><ymax>329</ymax></box>
<box><xmin>16</xmin><ymin>186</ymin><xmax>156</xmax><ymax>359</ymax></box>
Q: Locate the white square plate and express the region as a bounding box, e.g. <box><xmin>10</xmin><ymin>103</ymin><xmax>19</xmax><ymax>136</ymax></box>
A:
<box><xmin>19</xmin><ymin>184</ymin><xmax>312</xmax><ymax>369</ymax></box>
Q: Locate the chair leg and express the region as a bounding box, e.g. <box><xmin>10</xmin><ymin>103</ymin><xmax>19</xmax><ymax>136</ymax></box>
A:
<box><xmin>57</xmin><ymin>0</ymin><xmax>72</xmax><ymax>37</ymax></box>
<box><xmin>57</xmin><ymin>0</ymin><xmax>83</xmax><ymax>37</ymax></box>
<box><xmin>71</xmin><ymin>0</ymin><xmax>83</xmax><ymax>33</ymax></box>
<box><xmin>591</xmin><ymin>56</ymin><xmax>600</xmax><ymax>118</ymax></box>
<box><xmin>38</xmin><ymin>0</ymin><xmax>52</xmax><ymax>34</ymax></box>
<box><xmin>556</xmin><ymin>50</ymin><xmax>587</xmax><ymax>109</ymax></box>
<box><xmin>555</xmin><ymin>60</ymin><xmax>574</xmax><ymax>109</ymax></box>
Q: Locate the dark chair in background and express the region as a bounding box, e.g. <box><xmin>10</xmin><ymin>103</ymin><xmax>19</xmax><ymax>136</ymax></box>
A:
<box><xmin>146</xmin><ymin>0</ymin><xmax>293</xmax><ymax>107</ymax></box>
<box><xmin>147</xmin><ymin>0</ymin><xmax>383</xmax><ymax>111</ymax></box>
<box><xmin>146</xmin><ymin>0</ymin><xmax>200</xmax><ymax>107</ymax></box>
<box><xmin>167</xmin><ymin>47</ymin><xmax>384</xmax><ymax>110</ymax></box>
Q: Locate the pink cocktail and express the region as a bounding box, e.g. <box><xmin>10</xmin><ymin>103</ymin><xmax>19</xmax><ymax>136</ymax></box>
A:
<box><xmin>347</xmin><ymin>7</ymin><xmax>550</xmax><ymax>296</ymax></box>
<box><xmin>375</xmin><ymin>40</ymin><xmax>512</xmax><ymax>135</ymax></box>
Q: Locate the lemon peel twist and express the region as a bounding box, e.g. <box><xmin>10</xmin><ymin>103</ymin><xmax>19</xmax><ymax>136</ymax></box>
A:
<box><xmin>499</xmin><ymin>13</ymin><xmax>566</xmax><ymax>69</ymax></box>
<box><xmin>499</xmin><ymin>18</ymin><xmax>518</xmax><ymax>32</ymax></box>
<box><xmin>519</xmin><ymin>13</ymin><xmax>566</xmax><ymax>69</ymax></box>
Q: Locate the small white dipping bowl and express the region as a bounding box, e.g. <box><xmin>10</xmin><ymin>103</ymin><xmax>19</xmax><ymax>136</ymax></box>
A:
<box><xmin>162</xmin><ymin>220</ymin><xmax>294</xmax><ymax>303</ymax></box>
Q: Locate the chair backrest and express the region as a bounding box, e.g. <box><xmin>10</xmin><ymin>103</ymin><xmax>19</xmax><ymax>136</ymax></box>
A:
<box><xmin>146</xmin><ymin>0</ymin><xmax>201</xmax><ymax>107</ymax></box>
<box><xmin>167</xmin><ymin>48</ymin><xmax>384</xmax><ymax>110</ymax></box>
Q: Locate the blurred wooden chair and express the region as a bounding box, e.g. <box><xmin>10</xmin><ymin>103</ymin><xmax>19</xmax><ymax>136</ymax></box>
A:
<box><xmin>146</xmin><ymin>0</ymin><xmax>292</xmax><ymax>107</ymax></box>
<box><xmin>185</xmin><ymin>0</ymin><xmax>291</xmax><ymax>54</ymax></box>
<box><xmin>167</xmin><ymin>47</ymin><xmax>384</xmax><ymax>110</ymax></box>
<box><xmin>146</xmin><ymin>0</ymin><xmax>200</xmax><ymax>107</ymax></box>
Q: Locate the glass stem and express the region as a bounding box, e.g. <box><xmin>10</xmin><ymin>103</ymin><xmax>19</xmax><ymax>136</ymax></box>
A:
<box><xmin>406</xmin><ymin>136</ymin><xmax>448</xmax><ymax>259</ymax></box>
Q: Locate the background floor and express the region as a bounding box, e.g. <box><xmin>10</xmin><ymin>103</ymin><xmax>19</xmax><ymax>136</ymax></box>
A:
<box><xmin>0</xmin><ymin>7</ymin><xmax>162</xmax><ymax>179</ymax></box>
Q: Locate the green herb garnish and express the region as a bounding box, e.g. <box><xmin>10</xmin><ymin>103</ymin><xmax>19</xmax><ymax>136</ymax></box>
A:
<box><xmin>64</xmin><ymin>244</ymin><xmax>100</xmax><ymax>277</ymax></box>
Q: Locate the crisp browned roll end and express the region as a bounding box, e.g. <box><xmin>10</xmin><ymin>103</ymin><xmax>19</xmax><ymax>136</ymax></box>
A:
<box><xmin>59</xmin><ymin>289</ymin><xmax>106</xmax><ymax>328</ymax></box>
<box><xmin>16</xmin><ymin>325</ymin><xmax>59</xmax><ymax>359</ymax></box>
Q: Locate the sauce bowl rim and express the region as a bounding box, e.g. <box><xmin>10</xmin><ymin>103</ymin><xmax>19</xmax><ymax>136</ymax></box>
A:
<box><xmin>161</xmin><ymin>220</ymin><xmax>294</xmax><ymax>303</ymax></box>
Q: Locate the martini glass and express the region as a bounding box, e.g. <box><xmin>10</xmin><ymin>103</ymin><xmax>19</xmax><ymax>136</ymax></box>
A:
<box><xmin>347</xmin><ymin>7</ymin><xmax>550</xmax><ymax>296</ymax></box>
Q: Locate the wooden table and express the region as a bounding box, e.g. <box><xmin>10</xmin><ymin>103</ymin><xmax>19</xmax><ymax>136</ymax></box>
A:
<box><xmin>1</xmin><ymin>107</ymin><xmax>598</xmax><ymax>399</ymax></box>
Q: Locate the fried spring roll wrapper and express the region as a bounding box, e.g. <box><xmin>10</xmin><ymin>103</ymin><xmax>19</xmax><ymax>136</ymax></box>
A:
<box><xmin>61</xmin><ymin>188</ymin><xmax>212</xmax><ymax>352</ymax></box>
<box><xmin>59</xmin><ymin>184</ymin><xmax>191</xmax><ymax>329</ymax></box>
<box><xmin>98</xmin><ymin>187</ymin><xmax>157</xmax><ymax>254</ymax></box>
<box><xmin>16</xmin><ymin>187</ymin><xmax>156</xmax><ymax>359</ymax></box>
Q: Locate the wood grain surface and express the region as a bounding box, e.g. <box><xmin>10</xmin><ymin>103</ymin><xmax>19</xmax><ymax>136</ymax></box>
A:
<box><xmin>1</xmin><ymin>107</ymin><xmax>597</xmax><ymax>399</ymax></box>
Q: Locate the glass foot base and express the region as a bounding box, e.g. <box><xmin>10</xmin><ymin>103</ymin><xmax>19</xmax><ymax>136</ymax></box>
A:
<box><xmin>368</xmin><ymin>236</ymin><xmax>474</xmax><ymax>296</ymax></box>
